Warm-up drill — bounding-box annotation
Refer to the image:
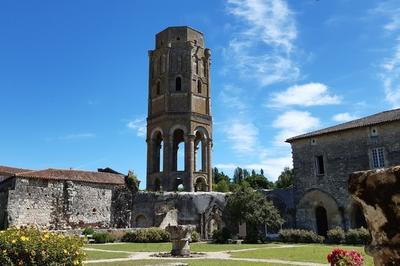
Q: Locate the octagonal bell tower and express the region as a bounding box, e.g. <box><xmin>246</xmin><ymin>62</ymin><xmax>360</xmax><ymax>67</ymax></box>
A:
<box><xmin>146</xmin><ymin>26</ymin><xmax>212</xmax><ymax>192</ymax></box>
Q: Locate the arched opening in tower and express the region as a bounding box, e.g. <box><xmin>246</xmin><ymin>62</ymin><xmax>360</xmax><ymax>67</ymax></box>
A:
<box><xmin>195</xmin><ymin>131</ymin><xmax>205</xmax><ymax>172</ymax></box>
<box><xmin>152</xmin><ymin>131</ymin><xmax>164</xmax><ymax>173</ymax></box>
<box><xmin>195</xmin><ymin>177</ymin><xmax>207</xmax><ymax>192</ymax></box>
<box><xmin>172</xmin><ymin>129</ymin><xmax>185</xmax><ymax>171</ymax></box>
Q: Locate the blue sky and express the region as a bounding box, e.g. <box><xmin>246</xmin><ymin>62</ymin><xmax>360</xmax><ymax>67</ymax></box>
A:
<box><xmin>1</xmin><ymin>0</ymin><xmax>400</xmax><ymax>187</ymax></box>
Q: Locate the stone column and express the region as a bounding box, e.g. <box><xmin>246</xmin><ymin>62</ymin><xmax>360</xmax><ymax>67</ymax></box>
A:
<box><xmin>185</xmin><ymin>135</ymin><xmax>195</xmax><ymax>192</ymax></box>
<box><xmin>207</xmin><ymin>139</ymin><xmax>212</xmax><ymax>191</ymax></box>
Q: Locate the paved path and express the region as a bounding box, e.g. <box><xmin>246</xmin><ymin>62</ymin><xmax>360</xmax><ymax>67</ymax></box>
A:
<box><xmin>84</xmin><ymin>245</ymin><xmax>327</xmax><ymax>266</ymax></box>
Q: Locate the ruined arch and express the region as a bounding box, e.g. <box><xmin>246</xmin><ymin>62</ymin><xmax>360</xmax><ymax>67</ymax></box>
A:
<box><xmin>135</xmin><ymin>214</ymin><xmax>148</xmax><ymax>228</ymax></box>
<box><xmin>150</xmin><ymin>129</ymin><xmax>164</xmax><ymax>173</ymax></box>
<box><xmin>172</xmin><ymin>128</ymin><xmax>185</xmax><ymax>171</ymax></box>
<box><xmin>194</xmin><ymin>176</ymin><xmax>207</xmax><ymax>192</ymax></box>
<box><xmin>296</xmin><ymin>189</ymin><xmax>342</xmax><ymax>234</ymax></box>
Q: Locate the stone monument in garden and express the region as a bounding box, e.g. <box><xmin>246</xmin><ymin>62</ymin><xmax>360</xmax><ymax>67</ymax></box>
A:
<box><xmin>166</xmin><ymin>224</ymin><xmax>196</xmax><ymax>256</ymax></box>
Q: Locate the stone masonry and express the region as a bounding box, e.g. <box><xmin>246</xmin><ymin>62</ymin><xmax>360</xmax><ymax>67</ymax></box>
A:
<box><xmin>287</xmin><ymin>109</ymin><xmax>400</xmax><ymax>235</ymax></box>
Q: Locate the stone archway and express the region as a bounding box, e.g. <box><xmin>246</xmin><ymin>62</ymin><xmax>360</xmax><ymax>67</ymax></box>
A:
<box><xmin>296</xmin><ymin>189</ymin><xmax>342</xmax><ymax>234</ymax></box>
<box><xmin>194</xmin><ymin>177</ymin><xmax>207</xmax><ymax>192</ymax></box>
<box><xmin>135</xmin><ymin>214</ymin><xmax>148</xmax><ymax>228</ymax></box>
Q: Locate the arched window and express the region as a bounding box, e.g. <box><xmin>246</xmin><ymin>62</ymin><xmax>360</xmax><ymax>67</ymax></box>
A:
<box><xmin>197</xmin><ymin>80</ymin><xmax>202</xmax><ymax>94</ymax></box>
<box><xmin>156</xmin><ymin>81</ymin><xmax>161</xmax><ymax>95</ymax></box>
<box><xmin>175</xmin><ymin>77</ymin><xmax>181</xmax><ymax>91</ymax></box>
<box><xmin>152</xmin><ymin>131</ymin><xmax>163</xmax><ymax>173</ymax></box>
<box><xmin>172</xmin><ymin>129</ymin><xmax>185</xmax><ymax>171</ymax></box>
<box><xmin>194</xmin><ymin>131</ymin><xmax>205</xmax><ymax>172</ymax></box>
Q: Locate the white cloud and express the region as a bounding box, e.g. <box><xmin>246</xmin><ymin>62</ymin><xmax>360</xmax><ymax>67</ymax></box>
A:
<box><xmin>371</xmin><ymin>1</ymin><xmax>400</xmax><ymax>107</ymax></box>
<box><xmin>226</xmin><ymin>120</ymin><xmax>259</xmax><ymax>155</ymax></box>
<box><xmin>225</xmin><ymin>0</ymin><xmax>299</xmax><ymax>86</ymax></box>
<box><xmin>127</xmin><ymin>118</ymin><xmax>146</xmax><ymax>137</ymax></box>
<box><xmin>60</xmin><ymin>133</ymin><xmax>95</xmax><ymax>140</ymax></box>
<box><xmin>219</xmin><ymin>84</ymin><xmax>247</xmax><ymax>111</ymax></box>
<box><xmin>269</xmin><ymin>83</ymin><xmax>341</xmax><ymax>107</ymax></box>
<box><xmin>332</xmin><ymin>112</ymin><xmax>359</xmax><ymax>123</ymax></box>
<box><xmin>272</xmin><ymin>110</ymin><xmax>320</xmax><ymax>146</ymax></box>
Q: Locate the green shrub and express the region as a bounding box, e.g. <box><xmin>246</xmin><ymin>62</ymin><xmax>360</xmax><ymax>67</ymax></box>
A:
<box><xmin>345</xmin><ymin>227</ymin><xmax>371</xmax><ymax>245</ymax></box>
<box><xmin>279</xmin><ymin>229</ymin><xmax>324</xmax><ymax>243</ymax></box>
<box><xmin>0</xmin><ymin>226</ymin><xmax>85</xmax><ymax>265</ymax></box>
<box><xmin>92</xmin><ymin>232</ymin><xmax>115</xmax><ymax>243</ymax></box>
<box><xmin>326</xmin><ymin>227</ymin><xmax>345</xmax><ymax>244</ymax></box>
<box><xmin>191</xmin><ymin>231</ymin><xmax>200</xmax><ymax>242</ymax></box>
<box><xmin>121</xmin><ymin>228</ymin><xmax>169</xmax><ymax>243</ymax></box>
<box><xmin>82</xmin><ymin>227</ymin><xmax>94</xmax><ymax>236</ymax></box>
<box><xmin>212</xmin><ymin>227</ymin><xmax>232</xmax><ymax>244</ymax></box>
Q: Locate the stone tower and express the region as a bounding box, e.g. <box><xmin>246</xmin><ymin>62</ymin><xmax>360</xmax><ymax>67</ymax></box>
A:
<box><xmin>146</xmin><ymin>26</ymin><xmax>212</xmax><ymax>192</ymax></box>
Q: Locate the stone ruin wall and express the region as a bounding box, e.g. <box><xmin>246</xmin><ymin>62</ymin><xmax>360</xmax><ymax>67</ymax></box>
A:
<box><xmin>3</xmin><ymin>177</ymin><xmax>121</xmax><ymax>229</ymax></box>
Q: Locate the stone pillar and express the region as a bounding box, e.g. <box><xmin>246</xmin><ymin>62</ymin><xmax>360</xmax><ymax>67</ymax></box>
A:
<box><xmin>207</xmin><ymin>139</ymin><xmax>212</xmax><ymax>191</ymax></box>
<box><xmin>348</xmin><ymin>166</ymin><xmax>400</xmax><ymax>266</ymax></box>
<box><xmin>185</xmin><ymin>135</ymin><xmax>195</xmax><ymax>192</ymax></box>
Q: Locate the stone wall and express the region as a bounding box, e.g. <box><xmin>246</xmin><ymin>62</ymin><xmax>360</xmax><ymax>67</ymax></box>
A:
<box><xmin>291</xmin><ymin>121</ymin><xmax>400</xmax><ymax>232</ymax></box>
<box><xmin>3</xmin><ymin>177</ymin><xmax>122</xmax><ymax>229</ymax></box>
<box><xmin>131</xmin><ymin>191</ymin><xmax>227</xmax><ymax>239</ymax></box>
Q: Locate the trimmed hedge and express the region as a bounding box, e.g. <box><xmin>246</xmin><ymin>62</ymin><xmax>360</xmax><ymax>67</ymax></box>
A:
<box><xmin>92</xmin><ymin>232</ymin><xmax>115</xmax><ymax>243</ymax></box>
<box><xmin>326</xmin><ymin>227</ymin><xmax>345</xmax><ymax>244</ymax></box>
<box><xmin>121</xmin><ymin>228</ymin><xmax>169</xmax><ymax>243</ymax></box>
<box><xmin>191</xmin><ymin>231</ymin><xmax>200</xmax><ymax>242</ymax></box>
<box><xmin>279</xmin><ymin>229</ymin><xmax>324</xmax><ymax>243</ymax></box>
<box><xmin>345</xmin><ymin>227</ymin><xmax>371</xmax><ymax>245</ymax></box>
<box><xmin>0</xmin><ymin>226</ymin><xmax>85</xmax><ymax>265</ymax></box>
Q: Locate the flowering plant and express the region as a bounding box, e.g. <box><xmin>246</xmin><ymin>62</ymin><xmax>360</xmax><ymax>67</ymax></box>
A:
<box><xmin>327</xmin><ymin>248</ymin><xmax>364</xmax><ymax>266</ymax></box>
<box><xmin>0</xmin><ymin>226</ymin><xmax>86</xmax><ymax>265</ymax></box>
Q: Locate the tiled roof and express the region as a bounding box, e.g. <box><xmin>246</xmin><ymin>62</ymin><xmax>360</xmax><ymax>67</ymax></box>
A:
<box><xmin>15</xmin><ymin>168</ymin><xmax>125</xmax><ymax>185</ymax></box>
<box><xmin>0</xmin><ymin>166</ymin><xmax>32</xmax><ymax>177</ymax></box>
<box><xmin>286</xmin><ymin>108</ymin><xmax>400</xmax><ymax>142</ymax></box>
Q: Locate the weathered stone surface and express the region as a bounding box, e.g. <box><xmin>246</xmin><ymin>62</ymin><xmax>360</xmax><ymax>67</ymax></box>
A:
<box><xmin>2</xmin><ymin>177</ymin><xmax>122</xmax><ymax>229</ymax></box>
<box><xmin>349</xmin><ymin>166</ymin><xmax>400</xmax><ymax>265</ymax></box>
<box><xmin>289</xmin><ymin>121</ymin><xmax>400</xmax><ymax>233</ymax></box>
<box><xmin>166</xmin><ymin>224</ymin><xmax>196</xmax><ymax>256</ymax></box>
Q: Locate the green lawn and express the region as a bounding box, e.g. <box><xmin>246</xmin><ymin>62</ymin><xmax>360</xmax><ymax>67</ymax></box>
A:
<box><xmin>231</xmin><ymin>243</ymin><xmax>374</xmax><ymax>265</ymax></box>
<box><xmin>84</xmin><ymin>242</ymin><xmax>374</xmax><ymax>266</ymax></box>
<box><xmin>84</xmin><ymin>250</ymin><xmax>132</xmax><ymax>260</ymax></box>
<box><xmin>87</xmin><ymin>259</ymin><xmax>274</xmax><ymax>266</ymax></box>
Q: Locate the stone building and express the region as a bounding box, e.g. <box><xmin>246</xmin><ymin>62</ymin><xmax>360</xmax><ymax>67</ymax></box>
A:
<box><xmin>286</xmin><ymin>108</ymin><xmax>400</xmax><ymax>235</ymax></box>
<box><xmin>0</xmin><ymin>166</ymin><xmax>125</xmax><ymax>229</ymax></box>
<box><xmin>146</xmin><ymin>26</ymin><xmax>213</xmax><ymax>192</ymax></box>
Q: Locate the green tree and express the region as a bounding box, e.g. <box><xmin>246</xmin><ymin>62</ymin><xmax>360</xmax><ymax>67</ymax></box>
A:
<box><xmin>126</xmin><ymin>170</ymin><xmax>140</xmax><ymax>191</ymax></box>
<box><xmin>275</xmin><ymin>167</ymin><xmax>294</xmax><ymax>188</ymax></box>
<box><xmin>244</xmin><ymin>172</ymin><xmax>274</xmax><ymax>189</ymax></box>
<box><xmin>212</xmin><ymin>167</ymin><xmax>230</xmax><ymax>184</ymax></box>
<box><xmin>233</xmin><ymin>167</ymin><xmax>244</xmax><ymax>184</ymax></box>
<box><xmin>214</xmin><ymin>179</ymin><xmax>230</xmax><ymax>192</ymax></box>
<box><xmin>225</xmin><ymin>183</ymin><xmax>283</xmax><ymax>242</ymax></box>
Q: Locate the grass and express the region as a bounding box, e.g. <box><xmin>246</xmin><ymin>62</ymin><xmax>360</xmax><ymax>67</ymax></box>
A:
<box><xmin>85</xmin><ymin>242</ymin><xmax>279</xmax><ymax>253</ymax></box>
<box><xmin>231</xmin><ymin>243</ymin><xmax>374</xmax><ymax>265</ymax></box>
<box><xmin>84</xmin><ymin>242</ymin><xmax>375</xmax><ymax>266</ymax></box>
<box><xmin>84</xmin><ymin>250</ymin><xmax>132</xmax><ymax>260</ymax></box>
<box><xmin>86</xmin><ymin>259</ymin><xmax>273</xmax><ymax>266</ymax></box>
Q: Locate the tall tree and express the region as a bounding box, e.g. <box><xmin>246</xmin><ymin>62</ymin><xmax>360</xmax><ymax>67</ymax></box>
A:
<box><xmin>275</xmin><ymin>167</ymin><xmax>294</xmax><ymax>188</ymax></box>
<box><xmin>225</xmin><ymin>183</ymin><xmax>283</xmax><ymax>242</ymax></box>
<box><xmin>233</xmin><ymin>167</ymin><xmax>244</xmax><ymax>184</ymax></box>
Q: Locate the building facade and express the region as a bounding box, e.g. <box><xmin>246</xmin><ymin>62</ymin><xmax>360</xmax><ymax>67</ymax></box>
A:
<box><xmin>146</xmin><ymin>26</ymin><xmax>213</xmax><ymax>192</ymax></box>
<box><xmin>287</xmin><ymin>109</ymin><xmax>400</xmax><ymax>235</ymax></box>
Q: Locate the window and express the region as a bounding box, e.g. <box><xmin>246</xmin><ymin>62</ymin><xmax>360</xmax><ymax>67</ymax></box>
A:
<box><xmin>197</xmin><ymin>80</ymin><xmax>202</xmax><ymax>93</ymax></box>
<box><xmin>156</xmin><ymin>81</ymin><xmax>161</xmax><ymax>95</ymax></box>
<box><xmin>372</xmin><ymin>147</ymin><xmax>385</xmax><ymax>168</ymax></box>
<box><xmin>315</xmin><ymin>155</ymin><xmax>325</xmax><ymax>175</ymax></box>
<box><xmin>175</xmin><ymin>77</ymin><xmax>181</xmax><ymax>91</ymax></box>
